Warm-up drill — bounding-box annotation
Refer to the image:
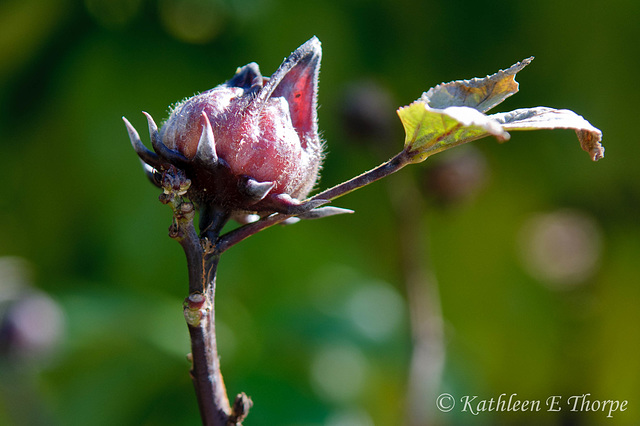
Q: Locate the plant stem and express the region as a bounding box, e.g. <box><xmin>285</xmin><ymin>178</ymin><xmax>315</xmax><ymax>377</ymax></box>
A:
<box><xmin>184</xmin><ymin>255</ymin><xmax>231</xmax><ymax>426</ymax></box>
<box><xmin>313</xmin><ymin>149</ymin><xmax>410</xmax><ymax>201</ymax></box>
<box><xmin>215</xmin><ymin>150</ymin><xmax>412</xmax><ymax>254</ymax></box>
<box><xmin>161</xmin><ymin>167</ymin><xmax>252</xmax><ymax>426</ymax></box>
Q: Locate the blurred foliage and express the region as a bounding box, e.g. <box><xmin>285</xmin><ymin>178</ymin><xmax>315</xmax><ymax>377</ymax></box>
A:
<box><xmin>1</xmin><ymin>0</ymin><xmax>639</xmax><ymax>425</ymax></box>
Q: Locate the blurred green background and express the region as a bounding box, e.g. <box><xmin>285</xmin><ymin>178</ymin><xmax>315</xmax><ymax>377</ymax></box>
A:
<box><xmin>1</xmin><ymin>0</ymin><xmax>638</xmax><ymax>425</ymax></box>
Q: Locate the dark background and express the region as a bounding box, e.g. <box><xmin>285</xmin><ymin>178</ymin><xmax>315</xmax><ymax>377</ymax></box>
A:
<box><xmin>1</xmin><ymin>0</ymin><xmax>638</xmax><ymax>425</ymax></box>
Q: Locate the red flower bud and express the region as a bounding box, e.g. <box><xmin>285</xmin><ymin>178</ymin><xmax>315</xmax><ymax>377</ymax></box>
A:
<box><xmin>124</xmin><ymin>37</ymin><xmax>325</xmax><ymax>227</ymax></box>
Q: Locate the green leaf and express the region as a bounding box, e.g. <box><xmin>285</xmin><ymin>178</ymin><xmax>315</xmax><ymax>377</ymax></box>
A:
<box><xmin>398</xmin><ymin>101</ymin><xmax>509</xmax><ymax>163</ymax></box>
<box><xmin>491</xmin><ymin>107</ymin><xmax>604</xmax><ymax>161</ymax></box>
<box><xmin>398</xmin><ymin>60</ymin><xmax>604</xmax><ymax>163</ymax></box>
<box><xmin>422</xmin><ymin>57</ymin><xmax>533</xmax><ymax>112</ymax></box>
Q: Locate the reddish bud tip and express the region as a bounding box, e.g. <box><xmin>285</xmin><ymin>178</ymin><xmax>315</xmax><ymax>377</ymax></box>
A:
<box><xmin>157</xmin><ymin>37</ymin><xmax>324</xmax><ymax>219</ymax></box>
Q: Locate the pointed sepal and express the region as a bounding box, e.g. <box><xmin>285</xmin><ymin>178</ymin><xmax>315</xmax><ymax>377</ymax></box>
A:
<box><xmin>282</xmin><ymin>206</ymin><xmax>353</xmax><ymax>223</ymax></box>
<box><xmin>123</xmin><ymin>116</ymin><xmax>161</xmax><ymax>168</ymax></box>
<box><xmin>239</xmin><ymin>176</ymin><xmax>275</xmax><ymax>202</ymax></box>
<box><xmin>143</xmin><ymin>111</ymin><xmax>189</xmax><ymax>167</ymax></box>
<box><xmin>298</xmin><ymin>206</ymin><xmax>354</xmax><ymax>220</ymax></box>
<box><xmin>269</xmin><ymin>193</ymin><xmax>328</xmax><ymax>214</ymax></box>
<box><xmin>252</xmin><ymin>36</ymin><xmax>321</xmax><ymax>139</ymax></box>
<box><xmin>195</xmin><ymin>112</ymin><xmax>218</xmax><ymax>165</ymax></box>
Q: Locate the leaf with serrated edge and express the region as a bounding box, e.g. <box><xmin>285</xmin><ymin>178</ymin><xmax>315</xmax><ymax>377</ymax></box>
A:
<box><xmin>398</xmin><ymin>101</ymin><xmax>510</xmax><ymax>162</ymax></box>
<box><xmin>491</xmin><ymin>107</ymin><xmax>604</xmax><ymax>161</ymax></box>
<box><xmin>422</xmin><ymin>57</ymin><xmax>534</xmax><ymax>113</ymax></box>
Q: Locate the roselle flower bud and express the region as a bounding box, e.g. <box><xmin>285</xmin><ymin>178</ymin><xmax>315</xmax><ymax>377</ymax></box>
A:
<box><xmin>124</xmin><ymin>37</ymin><xmax>326</xmax><ymax>227</ymax></box>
